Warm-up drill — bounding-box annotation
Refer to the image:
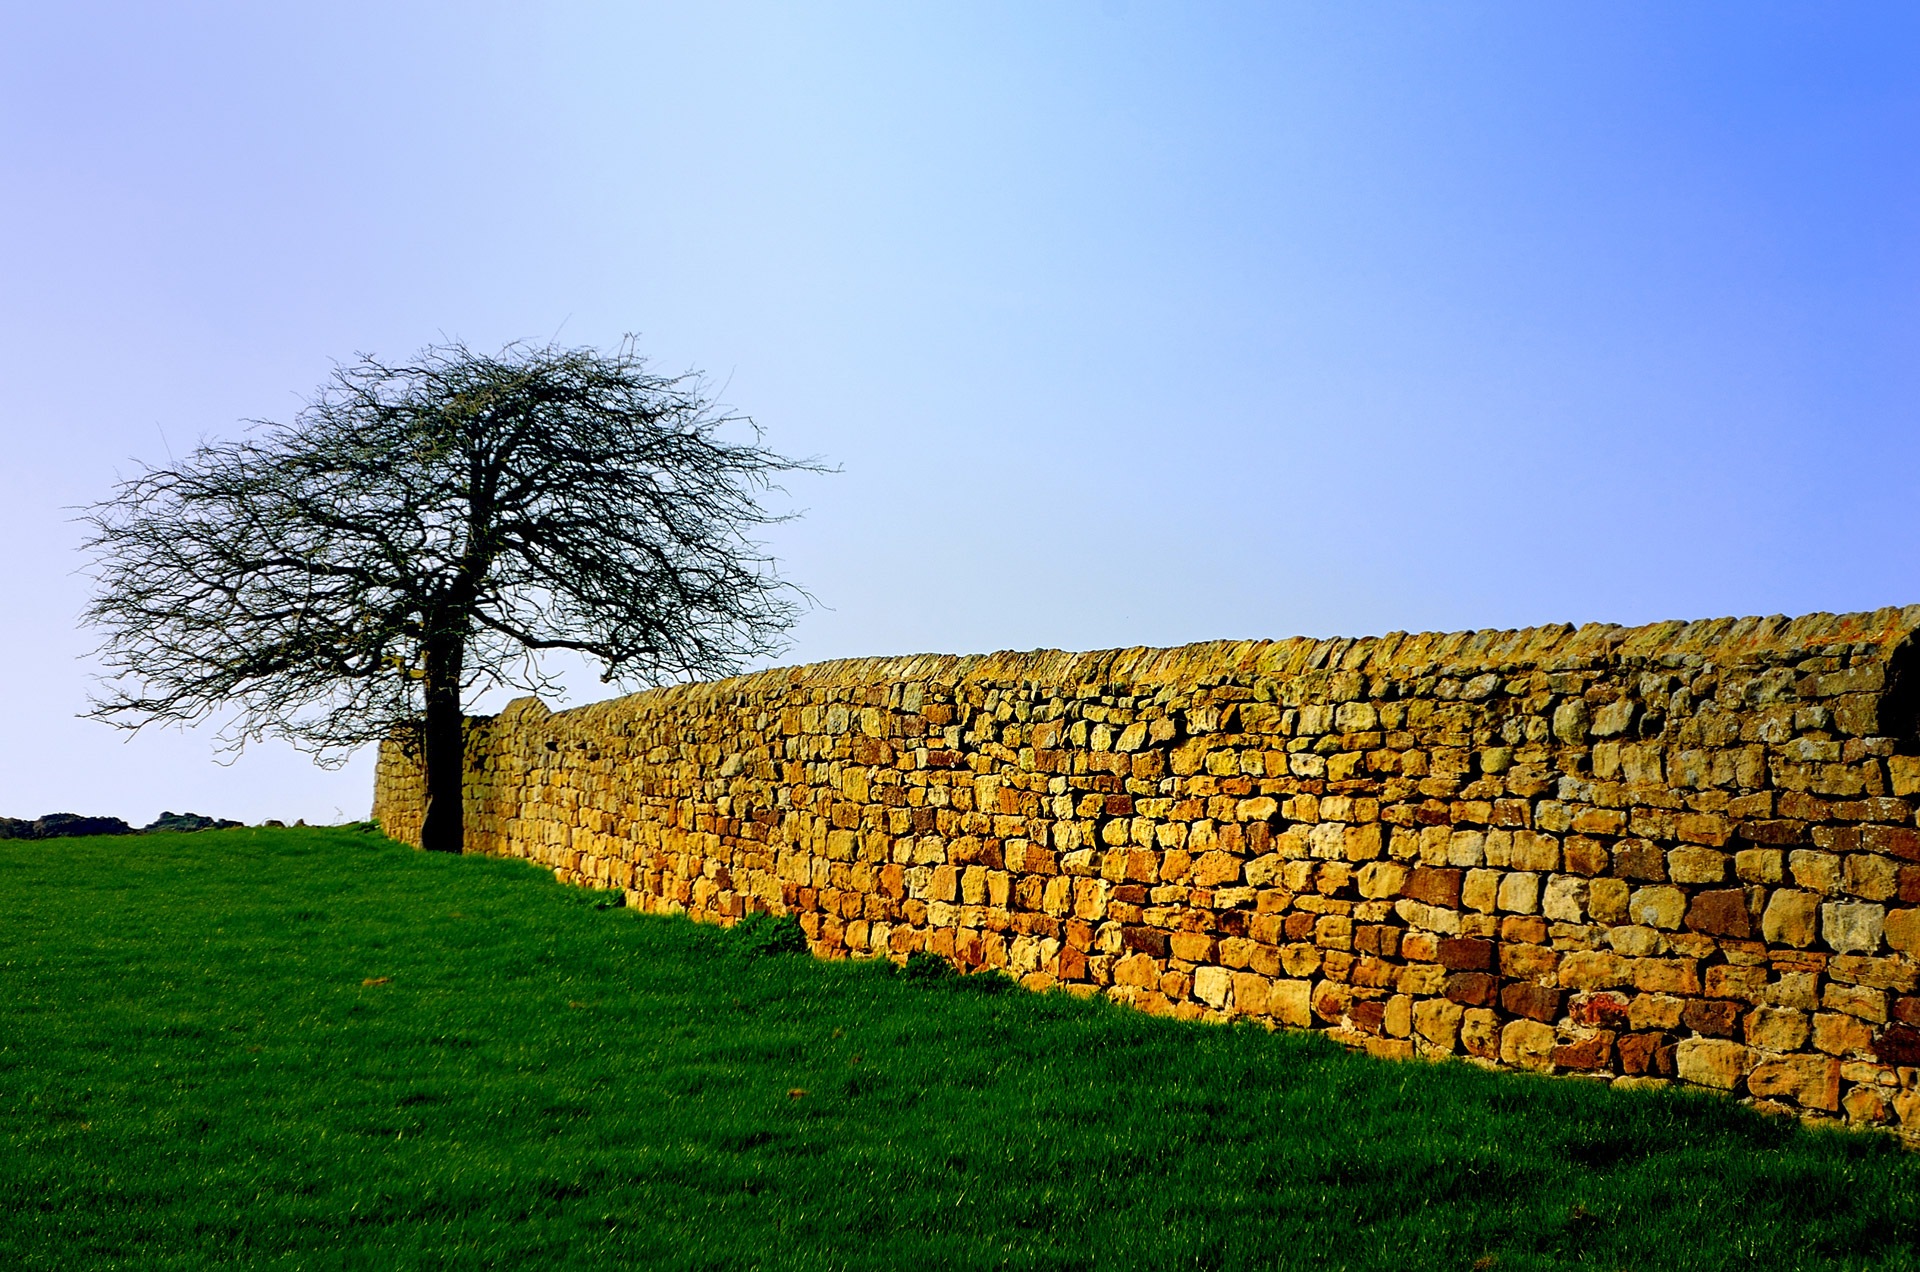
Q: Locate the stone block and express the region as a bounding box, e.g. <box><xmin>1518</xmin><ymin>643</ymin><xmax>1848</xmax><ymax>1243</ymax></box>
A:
<box><xmin>1444</xmin><ymin>972</ymin><xmax>1497</xmax><ymax>1007</ymax></box>
<box><xmin>1170</xmin><ymin>931</ymin><xmax>1215</xmax><ymax>962</ymax></box>
<box><xmin>1829</xmin><ymin>954</ymin><xmax>1919</xmax><ymax>992</ymax></box>
<box><xmin>1193</xmin><ymin>965</ymin><xmax>1233</xmax><ymax>1009</ymax></box>
<box><xmin>1412</xmin><ymin>997</ymin><xmax>1464</xmax><ymax>1048</ymax></box>
<box><xmin>1496</xmin><ymin>871</ymin><xmax>1541</xmax><ymax>915</ymax></box>
<box><xmin>1552</xmin><ymin>700</ymin><xmax>1590</xmax><ymax>744</ymax></box>
<box><xmin>1887</xmin><ymin>908</ymin><xmax>1920</xmax><ymax>955</ymax></box>
<box><xmin>1558</xmin><ymin>950</ymin><xmax>1630</xmax><ymax>990</ymax></box>
<box><xmin>1500</xmin><ymin>1018</ymin><xmax>1558</xmax><ymax>1071</ymax></box>
<box><xmin>1668</xmin><ymin>847</ymin><xmax>1728</xmax><ymax>884</ymax></box>
<box><xmin>1356</xmin><ymin>860</ymin><xmax>1409</xmax><ymax>899</ymax></box>
<box><xmin>1437</xmin><ymin>937</ymin><xmax>1495</xmax><ymax>971</ymax></box>
<box><xmin>1401</xmin><ymin>866</ymin><xmax>1463</xmax><ymax>907</ymax></box>
<box><xmin>1789</xmin><ymin>850</ymin><xmax>1842</xmax><ymax>895</ymax></box>
<box><xmin>1822</xmin><ymin>982</ymin><xmax>1888</xmax><ymax>1023</ymax></box>
<box><xmin>1746</xmin><ymin>1055</ymin><xmax>1838</xmax><ymax>1110</ymax></box>
<box><xmin>1564</xmin><ymin>836</ymin><xmax>1609</xmax><ymax>876</ymax></box>
<box><xmin>1541</xmin><ymin>874</ymin><xmax>1588</xmax><ymax>923</ymax></box>
<box><xmin>1873</xmin><ymin>1023</ymin><xmax>1920</xmax><ymax>1066</ymax></box>
<box><xmin>1822</xmin><ymin>902</ymin><xmax>1886</xmax><ymax>954</ymax></box>
<box><xmin>1703</xmin><ymin>964</ymin><xmax>1768</xmax><ymax>1002</ymax></box>
<box><xmin>1552</xmin><ymin>1032</ymin><xmax>1614</xmax><ymax>1070</ymax></box>
<box><xmin>1510</xmin><ymin>831</ymin><xmax>1561</xmax><ymax>872</ymax></box>
<box><xmin>1628</xmin><ymin>993</ymin><xmax>1684</xmax><ymax>1031</ymax></box>
<box><xmin>1611</xmin><ymin>840</ymin><xmax>1665</xmax><ymax>881</ymax></box>
<box><xmin>1761</xmin><ymin>889</ymin><xmax>1820</xmax><ymax>948</ymax></box>
<box><xmin>1617</xmin><ymin>1031</ymin><xmax>1668</xmax><ymax>1076</ymax></box>
<box><xmin>1269</xmin><ymin>978</ymin><xmax>1313</xmax><ymax>1027</ymax></box>
<box><xmin>1629</xmin><ymin>885</ymin><xmax>1687</xmax><ymax>931</ymax></box>
<box><xmin>1588</xmin><ymin>877</ymin><xmax>1631</xmax><ymax>925</ymax></box>
<box><xmin>1734</xmin><ymin>848</ymin><xmax>1785</xmax><ymax>884</ymax></box>
<box><xmin>1813</xmin><ymin>1011</ymin><xmax>1874</xmax><ymax>1057</ymax></box>
<box><xmin>1744</xmin><ymin>1006</ymin><xmax>1810</xmax><ymax>1052</ymax></box>
<box><xmin>1843</xmin><ymin>853</ymin><xmax>1899</xmax><ymax>902</ymax></box>
<box><xmin>1633</xmin><ymin>959</ymin><xmax>1701</xmax><ymax>995</ymax></box>
<box><xmin>1684</xmin><ymin>888</ymin><xmax>1752</xmax><ymax>939</ymax></box>
<box><xmin>1500</xmin><ymin>943</ymin><xmax>1559</xmax><ymax>980</ymax></box>
<box><xmin>1461</xmin><ymin>1008</ymin><xmax>1501</xmax><ymax>1060</ymax></box>
<box><xmin>1570</xmin><ymin>990</ymin><xmax>1631</xmax><ymax>1027</ymax></box>
<box><xmin>1462</xmin><ymin>868</ymin><xmax>1500</xmax><ymax>913</ymax></box>
<box><xmin>1673</xmin><ymin>1038</ymin><xmax>1748</xmax><ymax>1090</ymax></box>
<box><xmin>1501</xmin><ymin>982</ymin><xmax>1565</xmax><ymax>1023</ymax></box>
<box><xmin>1680</xmin><ymin>999</ymin><xmax>1741</xmax><ymax>1038</ymax></box>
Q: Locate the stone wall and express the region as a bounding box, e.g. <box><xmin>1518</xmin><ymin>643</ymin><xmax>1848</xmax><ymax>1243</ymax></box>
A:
<box><xmin>372</xmin><ymin>606</ymin><xmax>1920</xmax><ymax>1132</ymax></box>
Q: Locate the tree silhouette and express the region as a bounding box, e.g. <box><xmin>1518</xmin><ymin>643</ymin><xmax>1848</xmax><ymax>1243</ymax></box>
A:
<box><xmin>83</xmin><ymin>339</ymin><xmax>821</xmax><ymax>853</ymax></box>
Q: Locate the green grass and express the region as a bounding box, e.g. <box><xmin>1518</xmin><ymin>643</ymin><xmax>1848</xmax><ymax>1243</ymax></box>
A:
<box><xmin>3</xmin><ymin>828</ymin><xmax>1918</xmax><ymax>1271</ymax></box>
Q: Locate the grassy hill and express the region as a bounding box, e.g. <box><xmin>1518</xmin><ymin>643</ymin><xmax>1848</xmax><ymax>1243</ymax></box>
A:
<box><xmin>3</xmin><ymin>826</ymin><xmax>1917</xmax><ymax>1270</ymax></box>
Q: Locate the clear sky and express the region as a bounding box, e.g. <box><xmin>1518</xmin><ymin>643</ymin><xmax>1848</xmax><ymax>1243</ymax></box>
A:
<box><xmin>3</xmin><ymin>2</ymin><xmax>1917</xmax><ymax>826</ymax></box>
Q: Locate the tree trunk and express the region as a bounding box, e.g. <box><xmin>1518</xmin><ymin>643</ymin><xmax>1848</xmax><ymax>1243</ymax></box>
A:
<box><xmin>418</xmin><ymin>638</ymin><xmax>466</xmax><ymax>854</ymax></box>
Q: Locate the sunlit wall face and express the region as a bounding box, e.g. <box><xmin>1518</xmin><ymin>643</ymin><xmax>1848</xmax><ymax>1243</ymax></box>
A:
<box><xmin>3</xmin><ymin>2</ymin><xmax>1917</xmax><ymax>825</ymax></box>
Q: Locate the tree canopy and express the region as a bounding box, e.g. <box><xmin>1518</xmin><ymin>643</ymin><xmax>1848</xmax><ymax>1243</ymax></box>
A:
<box><xmin>83</xmin><ymin>339</ymin><xmax>822</xmax><ymax>852</ymax></box>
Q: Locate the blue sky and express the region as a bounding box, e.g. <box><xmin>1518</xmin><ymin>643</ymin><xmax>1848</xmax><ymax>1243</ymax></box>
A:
<box><xmin>3</xmin><ymin>2</ymin><xmax>1917</xmax><ymax>824</ymax></box>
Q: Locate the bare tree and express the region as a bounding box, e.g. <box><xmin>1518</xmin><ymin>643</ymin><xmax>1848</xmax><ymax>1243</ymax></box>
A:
<box><xmin>82</xmin><ymin>338</ymin><xmax>822</xmax><ymax>853</ymax></box>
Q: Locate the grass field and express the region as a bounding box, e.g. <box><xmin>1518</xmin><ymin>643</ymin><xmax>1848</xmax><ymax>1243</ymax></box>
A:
<box><xmin>4</xmin><ymin>827</ymin><xmax>1919</xmax><ymax>1271</ymax></box>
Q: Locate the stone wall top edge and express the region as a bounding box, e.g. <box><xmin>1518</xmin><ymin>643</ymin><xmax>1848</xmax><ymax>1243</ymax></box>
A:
<box><xmin>499</xmin><ymin>604</ymin><xmax>1920</xmax><ymax>729</ymax></box>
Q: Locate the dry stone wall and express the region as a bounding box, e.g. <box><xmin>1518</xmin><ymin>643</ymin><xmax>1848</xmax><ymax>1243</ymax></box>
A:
<box><xmin>373</xmin><ymin>606</ymin><xmax>1920</xmax><ymax>1133</ymax></box>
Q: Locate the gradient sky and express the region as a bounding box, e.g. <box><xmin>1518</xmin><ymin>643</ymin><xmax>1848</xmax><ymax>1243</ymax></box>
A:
<box><xmin>4</xmin><ymin>2</ymin><xmax>1918</xmax><ymax>826</ymax></box>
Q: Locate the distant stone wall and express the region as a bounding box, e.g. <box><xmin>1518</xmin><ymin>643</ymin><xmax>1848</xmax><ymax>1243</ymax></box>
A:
<box><xmin>373</xmin><ymin>606</ymin><xmax>1920</xmax><ymax>1133</ymax></box>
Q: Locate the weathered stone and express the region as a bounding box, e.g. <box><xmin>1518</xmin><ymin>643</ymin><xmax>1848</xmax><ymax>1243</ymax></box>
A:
<box><xmin>1680</xmin><ymin>999</ymin><xmax>1741</xmax><ymax>1038</ymax></box>
<box><xmin>1509</xmin><ymin>831</ymin><xmax>1561</xmax><ymax>872</ymax></box>
<box><xmin>1673</xmin><ymin>1038</ymin><xmax>1748</xmax><ymax>1090</ymax></box>
<box><xmin>1401</xmin><ymin>866</ymin><xmax>1463</xmax><ymax>908</ymax></box>
<box><xmin>1437</xmin><ymin>937</ymin><xmax>1494</xmax><ymax>971</ymax></box>
<box><xmin>1460</xmin><ymin>1008</ymin><xmax>1500</xmax><ymax>1060</ymax></box>
<box><xmin>1356</xmin><ymin>860</ymin><xmax>1409</xmax><ymax>900</ymax></box>
<box><xmin>1872</xmin><ymin>1023</ymin><xmax>1920</xmax><ymax>1066</ymax></box>
<box><xmin>1569</xmin><ymin>990</ymin><xmax>1631</xmax><ymax>1027</ymax></box>
<box><xmin>1789</xmin><ymin>851</ymin><xmax>1842</xmax><ymax>895</ymax></box>
<box><xmin>1629</xmin><ymin>885</ymin><xmax>1687</xmax><ymax>931</ymax></box>
<box><xmin>1628</xmin><ymin>993</ymin><xmax>1684</xmax><ymax>1031</ymax></box>
<box><xmin>1886</xmin><ymin>908</ymin><xmax>1920</xmax><ymax>955</ymax></box>
<box><xmin>1616</xmin><ymin>1031</ymin><xmax>1668</xmax><ymax>1076</ymax></box>
<box><xmin>1747</xmin><ymin>1055</ymin><xmax>1837</xmax><ymax>1109</ymax></box>
<box><xmin>1761</xmin><ymin>889</ymin><xmax>1820</xmax><ymax>948</ymax></box>
<box><xmin>1633</xmin><ymin>959</ymin><xmax>1701</xmax><ymax>995</ymax></box>
<box><xmin>1541</xmin><ymin>874</ymin><xmax>1588</xmax><ymax>923</ymax></box>
<box><xmin>1501</xmin><ymin>983</ymin><xmax>1564</xmax><ymax>1023</ymax></box>
<box><xmin>1822</xmin><ymin>982</ymin><xmax>1888</xmax><ymax>1023</ymax></box>
<box><xmin>1496</xmin><ymin>871</ymin><xmax>1541</xmax><ymax>915</ymax></box>
<box><xmin>1823</xmin><ymin>902</ymin><xmax>1886</xmax><ymax>954</ymax></box>
<box><xmin>1684</xmin><ymin>888</ymin><xmax>1752</xmax><ymax>939</ymax></box>
<box><xmin>1813</xmin><ymin>1011</ymin><xmax>1874</xmax><ymax>1057</ymax></box>
<box><xmin>1193</xmin><ymin>965</ymin><xmax>1233</xmax><ymax>1009</ymax></box>
<box><xmin>1840</xmin><ymin>853</ymin><xmax>1899</xmax><ymax>902</ymax></box>
<box><xmin>1668</xmin><ymin>847</ymin><xmax>1728</xmax><ymax>885</ymax></box>
<box><xmin>1499</xmin><ymin>1018</ymin><xmax>1558</xmax><ymax>1071</ymax></box>
<box><xmin>1744</xmin><ymin>1006</ymin><xmax>1810</xmax><ymax>1052</ymax></box>
<box><xmin>1444</xmin><ymin>972</ymin><xmax>1497</xmax><ymax>1007</ymax></box>
<box><xmin>1412</xmin><ymin>998</ymin><xmax>1463</xmax><ymax>1048</ymax></box>
<box><xmin>1269</xmin><ymin>978</ymin><xmax>1312</xmax><ymax>1027</ymax></box>
<box><xmin>1734</xmin><ymin>848</ymin><xmax>1785</xmax><ymax>884</ymax></box>
<box><xmin>1462</xmin><ymin>868</ymin><xmax>1500</xmax><ymax>913</ymax></box>
<box><xmin>1558</xmin><ymin>949</ymin><xmax>1630</xmax><ymax>990</ymax></box>
<box><xmin>1552</xmin><ymin>699</ymin><xmax>1590</xmax><ymax>744</ymax></box>
<box><xmin>1829</xmin><ymin>954</ymin><xmax>1920</xmax><ymax>992</ymax></box>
